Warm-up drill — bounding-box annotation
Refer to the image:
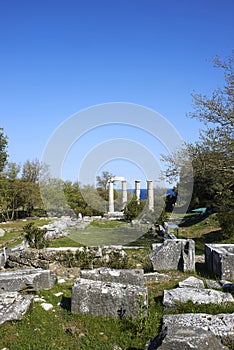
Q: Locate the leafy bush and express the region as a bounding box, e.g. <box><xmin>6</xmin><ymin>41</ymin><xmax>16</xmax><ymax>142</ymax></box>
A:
<box><xmin>124</xmin><ymin>196</ymin><xmax>146</xmax><ymax>221</ymax></box>
<box><xmin>23</xmin><ymin>222</ymin><xmax>49</xmax><ymax>249</ymax></box>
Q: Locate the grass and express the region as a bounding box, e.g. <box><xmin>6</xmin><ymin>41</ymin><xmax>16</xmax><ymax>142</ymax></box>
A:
<box><xmin>166</xmin><ymin>300</ymin><xmax>234</xmax><ymax>315</ymax></box>
<box><xmin>178</xmin><ymin>213</ymin><xmax>233</xmax><ymax>255</ymax></box>
<box><xmin>0</xmin><ymin>219</ymin><xmax>51</xmax><ymax>247</ymax></box>
<box><xmin>0</xmin><ymin>280</ymin><xmax>164</xmax><ymax>350</ymax></box>
<box><xmin>49</xmin><ymin>237</ymin><xmax>83</xmax><ymax>248</ymax></box>
<box><xmin>0</xmin><ymin>213</ymin><xmax>233</xmax><ymax>349</ymax></box>
<box><xmin>89</xmin><ymin>219</ymin><xmax>126</xmax><ymax>228</ymax></box>
<box><xmin>1</xmin><ymin>269</ymin><xmax>232</xmax><ymax>350</ymax></box>
<box><xmin>68</xmin><ymin>221</ymin><xmax>145</xmax><ymax>247</ymax></box>
<box><xmin>49</xmin><ymin>219</ymin><xmax>163</xmax><ymax>249</ymax></box>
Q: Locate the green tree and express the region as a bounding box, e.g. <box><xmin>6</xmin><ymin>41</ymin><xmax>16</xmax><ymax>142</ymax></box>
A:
<box><xmin>163</xmin><ymin>52</ymin><xmax>234</xmax><ymax>237</ymax></box>
<box><xmin>0</xmin><ymin>127</ymin><xmax>8</xmax><ymax>173</ymax></box>
<box><xmin>0</xmin><ymin>162</ymin><xmax>22</xmax><ymax>220</ymax></box>
<box><xmin>40</xmin><ymin>178</ymin><xmax>71</xmax><ymax>216</ymax></box>
<box><xmin>21</xmin><ymin>159</ymin><xmax>41</xmax><ymax>183</ymax></box>
<box><xmin>96</xmin><ymin>171</ymin><xmax>115</xmax><ymax>190</ymax></box>
<box><xmin>64</xmin><ymin>181</ymin><xmax>87</xmax><ymax>216</ymax></box>
<box><xmin>124</xmin><ymin>195</ymin><xmax>145</xmax><ymax>221</ymax></box>
<box><xmin>189</xmin><ymin>53</ymin><xmax>234</xmax><ymax>237</ymax></box>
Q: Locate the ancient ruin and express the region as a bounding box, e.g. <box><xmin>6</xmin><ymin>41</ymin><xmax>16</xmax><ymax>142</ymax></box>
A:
<box><xmin>0</xmin><ymin>269</ymin><xmax>57</xmax><ymax>293</ymax></box>
<box><xmin>0</xmin><ymin>292</ymin><xmax>34</xmax><ymax>326</ymax></box>
<box><xmin>80</xmin><ymin>267</ymin><xmax>144</xmax><ymax>286</ymax></box>
<box><xmin>163</xmin><ymin>287</ymin><xmax>234</xmax><ymax>309</ymax></box>
<box><xmin>71</xmin><ymin>277</ymin><xmax>148</xmax><ymax>319</ymax></box>
<box><xmin>205</xmin><ymin>243</ymin><xmax>234</xmax><ymax>280</ymax></box>
<box><xmin>108</xmin><ymin>177</ymin><xmax>154</xmax><ymax>213</ymax></box>
<box><xmin>146</xmin><ymin>313</ymin><xmax>234</xmax><ymax>350</ymax></box>
<box><xmin>149</xmin><ymin>239</ymin><xmax>195</xmax><ymax>272</ymax></box>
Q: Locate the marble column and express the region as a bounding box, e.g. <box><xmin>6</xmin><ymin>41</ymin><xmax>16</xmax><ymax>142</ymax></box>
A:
<box><xmin>147</xmin><ymin>180</ymin><xmax>154</xmax><ymax>211</ymax></box>
<box><xmin>108</xmin><ymin>181</ymin><xmax>114</xmax><ymax>213</ymax></box>
<box><xmin>135</xmin><ymin>180</ymin><xmax>141</xmax><ymax>203</ymax></box>
<box><xmin>122</xmin><ymin>180</ymin><xmax>127</xmax><ymax>209</ymax></box>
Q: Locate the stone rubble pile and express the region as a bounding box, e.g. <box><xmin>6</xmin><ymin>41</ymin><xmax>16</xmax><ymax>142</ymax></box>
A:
<box><xmin>145</xmin><ymin>275</ymin><xmax>234</xmax><ymax>349</ymax></box>
<box><xmin>163</xmin><ymin>275</ymin><xmax>234</xmax><ymax>309</ymax></box>
<box><xmin>145</xmin><ymin>313</ymin><xmax>233</xmax><ymax>350</ymax></box>
<box><xmin>163</xmin><ymin>287</ymin><xmax>234</xmax><ymax>309</ymax></box>
<box><xmin>5</xmin><ymin>246</ymin><xmax>127</xmax><ymax>269</ymax></box>
<box><xmin>41</xmin><ymin>215</ymin><xmax>95</xmax><ymax>239</ymax></box>
<box><xmin>0</xmin><ymin>268</ymin><xmax>57</xmax><ymax>325</ymax></box>
<box><xmin>0</xmin><ymin>292</ymin><xmax>34</xmax><ymax>326</ymax></box>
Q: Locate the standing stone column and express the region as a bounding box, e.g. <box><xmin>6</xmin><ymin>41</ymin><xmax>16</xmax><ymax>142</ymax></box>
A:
<box><xmin>122</xmin><ymin>180</ymin><xmax>127</xmax><ymax>209</ymax></box>
<box><xmin>108</xmin><ymin>181</ymin><xmax>114</xmax><ymax>213</ymax></box>
<box><xmin>135</xmin><ymin>180</ymin><xmax>141</xmax><ymax>203</ymax></box>
<box><xmin>147</xmin><ymin>180</ymin><xmax>154</xmax><ymax>211</ymax></box>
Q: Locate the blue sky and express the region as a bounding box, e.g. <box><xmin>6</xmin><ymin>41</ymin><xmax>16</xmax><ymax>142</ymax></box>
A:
<box><xmin>0</xmin><ymin>0</ymin><xmax>233</xmax><ymax>188</ymax></box>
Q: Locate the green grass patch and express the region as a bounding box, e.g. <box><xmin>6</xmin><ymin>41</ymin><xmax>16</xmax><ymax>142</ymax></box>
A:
<box><xmin>90</xmin><ymin>219</ymin><xmax>126</xmax><ymax>228</ymax></box>
<box><xmin>0</xmin><ymin>280</ymin><xmax>164</xmax><ymax>350</ymax></box>
<box><xmin>0</xmin><ymin>269</ymin><xmax>232</xmax><ymax>349</ymax></box>
<box><xmin>68</xmin><ymin>223</ymin><xmax>145</xmax><ymax>246</ymax></box>
<box><xmin>49</xmin><ymin>237</ymin><xmax>83</xmax><ymax>248</ymax></box>
<box><xmin>176</xmin><ymin>213</ymin><xmax>231</xmax><ymax>255</ymax></box>
<box><xmin>0</xmin><ymin>219</ymin><xmax>51</xmax><ymax>247</ymax></box>
<box><xmin>166</xmin><ymin>300</ymin><xmax>234</xmax><ymax>315</ymax></box>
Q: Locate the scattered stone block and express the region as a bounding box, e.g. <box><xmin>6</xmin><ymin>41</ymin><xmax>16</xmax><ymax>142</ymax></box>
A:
<box><xmin>0</xmin><ymin>269</ymin><xmax>57</xmax><ymax>293</ymax></box>
<box><xmin>206</xmin><ymin>279</ymin><xmax>222</xmax><ymax>290</ymax></box>
<box><xmin>58</xmin><ymin>278</ymin><xmax>66</xmax><ymax>284</ymax></box>
<box><xmin>205</xmin><ymin>244</ymin><xmax>234</xmax><ymax>280</ymax></box>
<box><xmin>178</xmin><ymin>276</ymin><xmax>205</xmax><ymax>289</ymax></box>
<box><xmin>144</xmin><ymin>272</ymin><xmax>170</xmax><ymax>283</ymax></box>
<box><xmin>145</xmin><ymin>313</ymin><xmax>233</xmax><ymax>350</ymax></box>
<box><xmin>163</xmin><ymin>287</ymin><xmax>234</xmax><ymax>309</ymax></box>
<box><xmin>71</xmin><ymin>278</ymin><xmax>148</xmax><ymax>319</ymax></box>
<box><xmin>149</xmin><ymin>239</ymin><xmax>195</xmax><ymax>272</ymax></box>
<box><xmin>41</xmin><ymin>302</ymin><xmax>53</xmax><ymax>311</ymax></box>
<box><xmin>0</xmin><ymin>292</ymin><xmax>33</xmax><ymax>325</ymax></box>
<box><xmin>34</xmin><ymin>296</ymin><xmax>46</xmax><ymax>302</ymax></box>
<box><xmin>0</xmin><ymin>228</ymin><xmax>5</xmax><ymax>237</ymax></box>
<box><xmin>80</xmin><ymin>268</ymin><xmax>144</xmax><ymax>286</ymax></box>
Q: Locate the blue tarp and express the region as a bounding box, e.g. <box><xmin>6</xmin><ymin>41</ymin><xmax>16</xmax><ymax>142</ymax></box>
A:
<box><xmin>191</xmin><ymin>208</ymin><xmax>207</xmax><ymax>213</ymax></box>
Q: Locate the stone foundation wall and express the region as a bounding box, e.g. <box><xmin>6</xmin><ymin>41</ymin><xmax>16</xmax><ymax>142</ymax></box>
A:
<box><xmin>5</xmin><ymin>247</ymin><xmax>129</xmax><ymax>270</ymax></box>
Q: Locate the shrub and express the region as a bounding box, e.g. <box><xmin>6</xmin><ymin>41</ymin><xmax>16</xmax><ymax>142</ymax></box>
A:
<box><xmin>23</xmin><ymin>222</ymin><xmax>49</xmax><ymax>249</ymax></box>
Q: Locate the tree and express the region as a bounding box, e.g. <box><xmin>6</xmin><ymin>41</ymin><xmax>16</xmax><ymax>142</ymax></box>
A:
<box><xmin>22</xmin><ymin>159</ymin><xmax>41</xmax><ymax>183</ymax></box>
<box><xmin>96</xmin><ymin>171</ymin><xmax>115</xmax><ymax>190</ymax></box>
<box><xmin>124</xmin><ymin>196</ymin><xmax>146</xmax><ymax>221</ymax></box>
<box><xmin>0</xmin><ymin>127</ymin><xmax>8</xmax><ymax>173</ymax></box>
<box><xmin>189</xmin><ymin>53</ymin><xmax>234</xmax><ymax>237</ymax></box>
<box><xmin>40</xmin><ymin>178</ymin><xmax>71</xmax><ymax>216</ymax></box>
<box><xmin>3</xmin><ymin>162</ymin><xmax>20</xmax><ymax>180</ymax></box>
<box><xmin>163</xmin><ymin>52</ymin><xmax>234</xmax><ymax>237</ymax></box>
<box><xmin>0</xmin><ymin>162</ymin><xmax>22</xmax><ymax>220</ymax></box>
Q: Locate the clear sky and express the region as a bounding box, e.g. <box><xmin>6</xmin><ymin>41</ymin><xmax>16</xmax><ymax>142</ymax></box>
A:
<box><xmin>0</xmin><ymin>0</ymin><xmax>233</xmax><ymax>188</ymax></box>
